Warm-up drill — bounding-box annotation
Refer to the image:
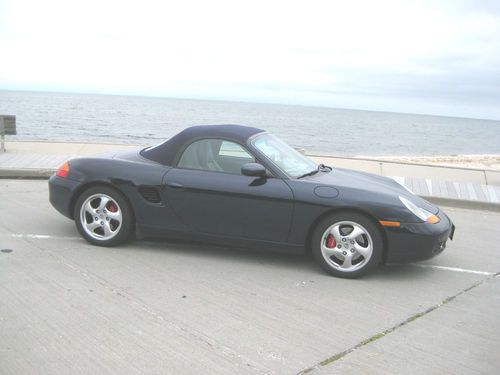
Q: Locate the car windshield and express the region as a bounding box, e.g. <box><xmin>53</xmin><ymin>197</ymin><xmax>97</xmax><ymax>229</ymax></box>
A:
<box><xmin>251</xmin><ymin>133</ymin><xmax>318</xmax><ymax>178</ymax></box>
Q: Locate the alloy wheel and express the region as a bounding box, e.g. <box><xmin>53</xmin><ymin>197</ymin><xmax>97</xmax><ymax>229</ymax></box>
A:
<box><xmin>320</xmin><ymin>221</ymin><xmax>373</xmax><ymax>272</ymax></box>
<box><xmin>79</xmin><ymin>193</ymin><xmax>123</xmax><ymax>241</ymax></box>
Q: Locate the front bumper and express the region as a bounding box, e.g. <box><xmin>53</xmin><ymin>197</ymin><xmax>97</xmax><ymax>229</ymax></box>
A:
<box><xmin>385</xmin><ymin>210</ymin><xmax>455</xmax><ymax>263</ymax></box>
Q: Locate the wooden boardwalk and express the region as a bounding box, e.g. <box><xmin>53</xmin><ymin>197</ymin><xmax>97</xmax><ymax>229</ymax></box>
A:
<box><xmin>391</xmin><ymin>176</ymin><xmax>500</xmax><ymax>204</ymax></box>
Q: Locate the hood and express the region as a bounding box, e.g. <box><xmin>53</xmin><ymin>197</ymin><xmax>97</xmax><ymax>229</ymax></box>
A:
<box><xmin>306</xmin><ymin>167</ymin><xmax>438</xmax><ymax>214</ymax></box>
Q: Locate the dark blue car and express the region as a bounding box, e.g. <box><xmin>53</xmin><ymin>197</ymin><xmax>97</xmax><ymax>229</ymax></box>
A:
<box><xmin>49</xmin><ymin>125</ymin><xmax>454</xmax><ymax>278</ymax></box>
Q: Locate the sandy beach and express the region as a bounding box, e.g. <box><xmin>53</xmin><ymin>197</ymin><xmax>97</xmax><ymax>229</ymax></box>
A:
<box><xmin>359</xmin><ymin>154</ymin><xmax>500</xmax><ymax>171</ymax></box>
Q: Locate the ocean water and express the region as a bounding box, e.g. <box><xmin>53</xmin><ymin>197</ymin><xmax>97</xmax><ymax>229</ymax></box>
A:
<box><xmin>1</xmin><ymin>90</ymin><xmax>499</xmax><ymax>156</ymax></box>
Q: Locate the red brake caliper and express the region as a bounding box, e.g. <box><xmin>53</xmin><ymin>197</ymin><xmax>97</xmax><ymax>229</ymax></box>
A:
<box><xmin>326</xmin><ymin>234</ymin><xmax>336</xmax><ymax>248</ymax></box>
<box><xmin>108</xmin><ymin>202</ymin><xmax>118</xmax><ymax>213</ymax></box>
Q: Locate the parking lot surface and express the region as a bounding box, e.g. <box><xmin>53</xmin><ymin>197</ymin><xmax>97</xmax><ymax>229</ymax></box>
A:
<box><xmin>1</xmin><ymin>180</ymin><xmax>499</xmax><ymax>374</ymax></box>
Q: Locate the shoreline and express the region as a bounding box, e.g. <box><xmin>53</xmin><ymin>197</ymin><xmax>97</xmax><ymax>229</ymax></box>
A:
<box><xmin>362</xmin><ymin>154</ymin><xmax>500</xmax><ymax>171</ymax></box>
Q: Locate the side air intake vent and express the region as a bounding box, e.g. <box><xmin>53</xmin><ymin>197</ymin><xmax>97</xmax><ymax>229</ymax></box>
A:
<box><xmin>138</xmin><ymin>186</ymin><xmax>162</xmax><ymax>204</ymax></box>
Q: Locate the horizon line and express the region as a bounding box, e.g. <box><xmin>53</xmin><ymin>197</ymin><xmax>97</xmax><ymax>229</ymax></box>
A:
<box><xmin>1</xmin><ymin>87</ymin><xmax>499</xmax><ymax>123</ymax></box>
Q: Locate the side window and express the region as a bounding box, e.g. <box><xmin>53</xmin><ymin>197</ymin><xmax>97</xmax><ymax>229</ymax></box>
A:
<box><xmin>177</xmin><ymin>139</ymin><xmax>254</xmax><ymax>174</ymax></box>
<box><xmin>218</xmin><ymin>141</ymin><xmax>253</xmax><ymax>159</ymax></box>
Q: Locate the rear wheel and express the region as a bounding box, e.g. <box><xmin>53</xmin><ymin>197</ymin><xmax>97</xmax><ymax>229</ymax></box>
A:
<box><xmin>74</xmin><ymin>186</ymin><xmax>133</xmax><ymax>246</ymax></box>
<box><xmin>312</xmin><ymin>212</ymin><xmax>383</xmax><ymax>278</ymax></box>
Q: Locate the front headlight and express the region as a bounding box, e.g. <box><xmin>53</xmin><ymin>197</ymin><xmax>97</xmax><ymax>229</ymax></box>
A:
<box><xmin>399</xmin><ymin>196</ymin><xmax>440</xmax><ymax>224</ymax></box>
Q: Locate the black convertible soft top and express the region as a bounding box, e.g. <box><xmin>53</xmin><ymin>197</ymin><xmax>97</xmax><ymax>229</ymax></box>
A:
<box><xmin>140</xmin><ymin>124</ymin><xmax>264</xmax><ymax>166</ymax></box>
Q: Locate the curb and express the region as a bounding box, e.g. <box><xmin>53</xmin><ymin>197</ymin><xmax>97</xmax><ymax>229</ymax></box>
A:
<box><xmin>0</xmin><ymin>168</ymin><xmax>55</xmax><ymax>179</ymax></box>
<box><xmin>1</xmin><ymin>167</ymin><xmax>499</xmax><ymax>212</ymax></box>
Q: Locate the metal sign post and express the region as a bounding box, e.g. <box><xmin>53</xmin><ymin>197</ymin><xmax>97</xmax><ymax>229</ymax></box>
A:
<box><xmin>0</xmin><ymin>115</ymin><xmax>16</xmax><ymax>152</ymax></box>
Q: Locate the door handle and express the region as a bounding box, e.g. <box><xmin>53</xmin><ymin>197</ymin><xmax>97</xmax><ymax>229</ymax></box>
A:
<box><xmin>165</xmin><ymin>181</ymin><xmax>184</xmax><ymax>189</ymax></box>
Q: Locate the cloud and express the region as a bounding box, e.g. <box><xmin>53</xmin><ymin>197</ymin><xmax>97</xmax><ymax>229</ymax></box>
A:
<box><xmin>0</xmin><ymin>0</ymin><xmax>499</xmax><ymax>119</ymax></box>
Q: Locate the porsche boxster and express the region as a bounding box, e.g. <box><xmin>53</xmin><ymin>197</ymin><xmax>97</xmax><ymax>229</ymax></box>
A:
<box><xmin>49</xmin><ymin>125</ymin><xmax>454</xmax><ymax>278</ymax></box>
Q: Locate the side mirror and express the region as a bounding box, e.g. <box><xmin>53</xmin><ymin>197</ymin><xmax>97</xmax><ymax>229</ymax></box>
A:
<box><xmin>241</xmin><ymin>163</ymin><xmax>267</xmax><ymax>178</ymax></box>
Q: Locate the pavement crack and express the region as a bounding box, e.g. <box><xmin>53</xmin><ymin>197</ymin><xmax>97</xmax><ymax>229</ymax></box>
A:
<box><xmin>297</xmin><ymin>273</ymin><xmax>498</xmax><ymax>374</ymax></box>
<box><xmin>20</xmin><ymin>237</ymin><xmax>275</xmax><ymax>375</ymax></box>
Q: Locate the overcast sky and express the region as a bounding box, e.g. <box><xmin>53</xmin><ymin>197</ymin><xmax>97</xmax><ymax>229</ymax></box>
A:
<box><xmin>1</xmin><ymin>0</ymin><xmax>499</xmax><ymax>119</ymax></box>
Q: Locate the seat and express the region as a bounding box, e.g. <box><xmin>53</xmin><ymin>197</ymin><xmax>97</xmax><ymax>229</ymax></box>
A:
<box><xmin>178</xmin><ymin>139</ymin><xmax>224</xmax><ymax>172</ymax></box>
<box><xmin>197</xmin><ymin>140</ymin><xmax>224</xmax><ymax>172</ymax></box>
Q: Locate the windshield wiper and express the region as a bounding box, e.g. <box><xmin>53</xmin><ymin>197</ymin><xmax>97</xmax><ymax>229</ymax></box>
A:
<box><xmin>296</xmin><ymin>164</ymin><xmax>332</xmax><ymax>179</ymax></box>
<box><xmin>297</xmin><ymin>169</ymin><xmax>319</xmax><ymax>179</ymax></box>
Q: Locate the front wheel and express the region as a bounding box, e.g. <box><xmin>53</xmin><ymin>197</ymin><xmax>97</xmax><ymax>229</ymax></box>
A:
<box><xmin>74</xmin><ymin>186</ymin><xmax>133</xmax><ymax>246</ymax></box>
<box><xmin>312</xmin><ymin>212</ymin><xmax>383</xmax><ymax>278</ymax></box>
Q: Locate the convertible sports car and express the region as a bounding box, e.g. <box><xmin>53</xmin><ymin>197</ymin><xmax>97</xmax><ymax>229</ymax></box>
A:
<box><xmin>49</xmin><ymin>125</ymin><xmax>455</xmax><ymax>278</ymax></box>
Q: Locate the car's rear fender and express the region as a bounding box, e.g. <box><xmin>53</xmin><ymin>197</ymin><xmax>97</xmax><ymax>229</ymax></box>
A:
<box><xmin>68</xmin><ymin>180</ymin><xmax>135</xmax><ymax>222</ymax></box>
<box><xmin>64</xmin><ymin>157</ymin><xmax>176</xmax><ymax>229</ymax></box>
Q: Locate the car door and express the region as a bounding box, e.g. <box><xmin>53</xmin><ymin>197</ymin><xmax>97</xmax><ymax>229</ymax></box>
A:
<box><xmin>162</xmin><ymin>138</ymin><xmax>294</xmax><ymax>242</ymax></box>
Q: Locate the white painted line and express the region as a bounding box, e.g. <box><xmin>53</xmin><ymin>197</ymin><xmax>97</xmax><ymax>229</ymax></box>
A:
<box><xmin>404</xmin><ymin>177</ymin><xmax>415</xmax><ymax>193</ymax></box>
<box><xmin>3</xmin><ymin>234</ymin><xmax>496</xmax><ymax>277</ymax></box>
<box><xmin>391</xmin><ymin>176</ymin><xmax>405</xmax><ymax>186</ymax></box>
<box><xmin>496</xmin><ymin>186</ymin><xmax>500</xmax><ymax>203</ymax></box>
<box><xmin>480</xmin><ymin>185</ymin><xmax>490</xmax><ymax>202</ymax></box>
<box><xmin>408</xmin><ymin>263</ymin><xmax>494</xmax><ymax>276</ymax></box>
<box><xmin>466</xmin><ymin>183</ymin><xmax>478</xmax><ymax>201</ymax></box>
<box><xmin>1</xmin><ymin>233</ymin><xmax>81</xmax><ymax>241</ymax></box>
<box><xmin>391</xmin><ymin>176</ymin><xmax>413</xmax><ymax>193</ymax></box>
<box><xmin>438</xmin><ymin>180</ymin><xmax>448</xmax><ymax>197</ymax></box>
<box><xmin>425</xmin><ymin>178</ymin><xmax>433</xmax><ymax>195</ymax></box>
<box><xmin>452</xmin><ymin>182</ymin><xmax>463</xmax><ymax>199</ymax></box>
<box><xmin>487</xmin><ymin>185</ymin><xmax>499</xmax><ymax>203</ymax></box>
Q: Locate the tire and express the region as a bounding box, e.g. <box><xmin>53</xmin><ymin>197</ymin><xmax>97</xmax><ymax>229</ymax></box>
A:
<box><xmin>311</xmin><ymin>211</ymin><xmax>383</xmax><ymax>278</ymax></box>
<box><xmin>74</xmin><ymin>185</ymin><xmax>133</xmax><ymax>246</ymax></box>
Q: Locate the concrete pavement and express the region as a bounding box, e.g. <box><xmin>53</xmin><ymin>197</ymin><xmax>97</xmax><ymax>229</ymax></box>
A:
<box><xmin>0</xmin><ymin>180</ymin><xmax>499</xmax><ymax>374</ymax></box>
<box><xmin>314</xmin><ymin>276</ymin><xmax>500</xmax><ymax>374</ymax></box>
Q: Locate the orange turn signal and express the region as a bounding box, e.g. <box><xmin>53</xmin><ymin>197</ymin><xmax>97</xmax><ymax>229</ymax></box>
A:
<box><xmin>56</xmin><ymin>162</ymin><xmax>70</xmax><ymax>178</ymax></box>
<box><xmin>379</xmin><ymin>220</ymin><xmax>401</xmax><ymax>227</ymax></box>
<box><xmin>426</xmin><ymin>214</ymin><xmax>440</xmax><ymax>224</ymax></box>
